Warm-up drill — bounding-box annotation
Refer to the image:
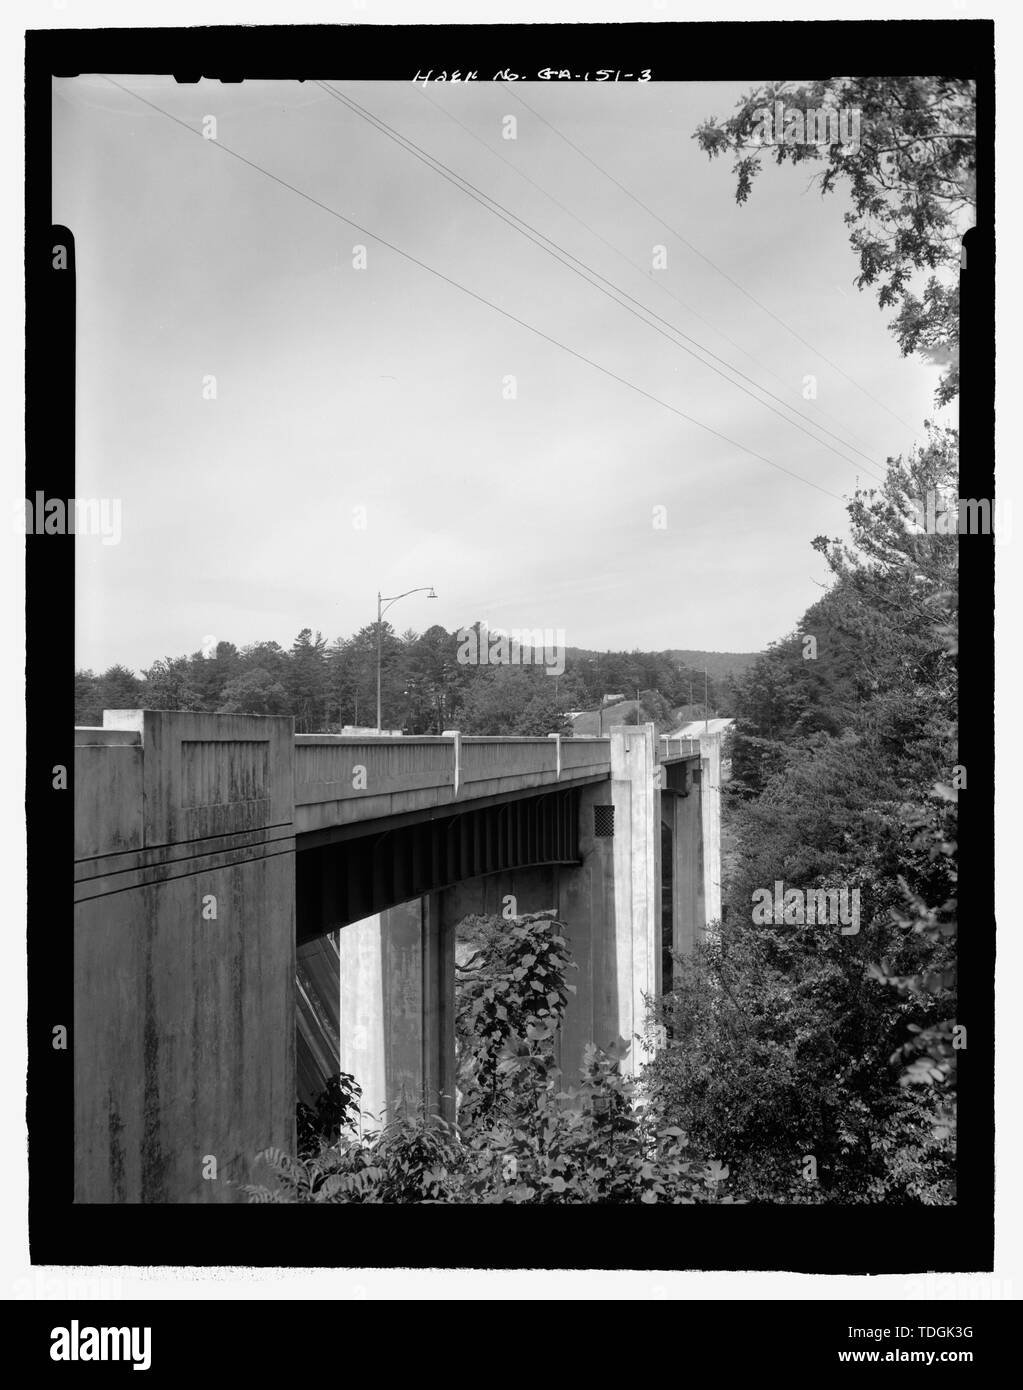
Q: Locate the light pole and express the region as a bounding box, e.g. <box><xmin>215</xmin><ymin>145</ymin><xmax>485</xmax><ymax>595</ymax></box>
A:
<box><xmin>376</xmin><ymin>585</ymin><xmax>437</xmax><ymax>732</ymax></box>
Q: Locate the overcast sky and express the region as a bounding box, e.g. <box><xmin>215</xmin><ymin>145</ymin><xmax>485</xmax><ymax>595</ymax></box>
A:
<box><xmin>53</xmin><ymin>76</ymin><xmax>952</xmax><ymax>673</ymax></box>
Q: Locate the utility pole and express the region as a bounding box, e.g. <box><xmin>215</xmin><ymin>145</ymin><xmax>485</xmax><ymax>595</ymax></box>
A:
<box><xmin>704</xmin><ymin>668</ymin><xmax>709</xmax><ymax>733</ymax></box>
<box><xmin>375</xmin><ymin>585</ymin><xmax>437</xmax><ymax>732</ymax></box>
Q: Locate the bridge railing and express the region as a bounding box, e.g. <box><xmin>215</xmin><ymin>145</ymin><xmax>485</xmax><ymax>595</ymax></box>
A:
<box><xmin>294</xmin><ymin>734</ymin><xmax>454</xmax><ymax>807</ymax></box>
<box><xmin>461</xmin><ymin>736</ymin><xmax>557</xmax><ymax>785</ymax></box>
<box><xmin>559</xmin><ymin>736</ymin><xmax>612</xmax><ymax>772</ymax></box>
<box><xmin>294</xmin><ymin>732</ymin><xmax>613</xmax><ymax>812</ymax></box>
<box><xmin>658</xmin><ymin>735</ymin><xmax>701</xmax><ymax>762</ymax></box>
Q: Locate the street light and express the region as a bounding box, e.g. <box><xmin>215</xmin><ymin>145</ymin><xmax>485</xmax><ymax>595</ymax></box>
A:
<box><xmin>376</xmin><ymin>586</ymin><xmax>437</xmax><ymax>732</ymax></box>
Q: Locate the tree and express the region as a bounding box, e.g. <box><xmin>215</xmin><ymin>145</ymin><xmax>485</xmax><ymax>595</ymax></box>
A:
<box><xmin>141</xmin><ymin>657</ymin><xmax>202</xmax><ymax>712</ymax></box>
<box><xmin>348</xmin><ymin>621</ymin><xmax>403</xmax><ymax>730</ymax></box>
<box><xmin>513</xmin><ymin>686</ymin><xmax>572</xmax><ymax>737</ymax></box>
<box><xmin>92</xmin><ymin>664</ymin><xmax>143</xmax><ymax>720</ymax></box>
<box><xmin>324</xmin><ymin>637</ymin><xmax>355</xmax><ymax>730</ymax></box>
<box><xmin>694</xmin><ymin>77</ymin><xmax>975</xmax><ymax>404</ymax></box>
<box><xmin>74</xmin><ymin>669</ymin><xmax>101</xmax><ymax>725</ymax></box>
<box><xmin>403</xmin><ymin>625</ymin><xmax>463</xmax><ymax>733</ymax></box>
<box><xmin>646</xmin><ymin>428</ymin><xmax>959</xmax><ymax>1201</ymax></box>
<box><xmin>288</xmin><ymin>629</ymin><xmax>328</xmax><ymax>733</ymax></box>
<box><xmin>218</xmin><ymin>667</ymin><xmax>291</xmax><ymax>717</ymax></box>
<box><xmin>457</xmin><ymin>667</ymin><xmax>558</xmax><ymax>736</ymax></box>
<box><xmin>239</xmin><ymin>640</ymin><xmax>288</xmax><ymax>680</ymax></box>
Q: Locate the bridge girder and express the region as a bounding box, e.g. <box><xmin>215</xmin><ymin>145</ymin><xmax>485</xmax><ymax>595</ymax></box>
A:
<box><xmin>296</xmin><ymin>785</ymin><xmax>579</xmax><ymax>944</ymax></box>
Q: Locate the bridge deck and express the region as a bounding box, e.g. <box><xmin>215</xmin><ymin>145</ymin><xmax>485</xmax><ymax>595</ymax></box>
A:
<box><xmin>294</xmin><ymin>733</ymin><xmax>609</xmax><ymax>836</ymax></box>
<box><xmin>293</xmin><ymin>732</ymin><xmax>701</xmax><ymax>836</ymax></box>
<box><xmin>74</xmin><ymin>714</ymin><xmax>701</xmax><ymax>859</ymax></box>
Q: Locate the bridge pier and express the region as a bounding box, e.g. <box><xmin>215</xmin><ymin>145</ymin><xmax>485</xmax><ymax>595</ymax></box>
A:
<box><xmin>555</xmin><ymin>725</ymin><xmax>665</xmax><ymax>1079</ymax></box>
<box><xmin>555</xmin><ymin>782</ymin><xmax>619</xmax><ymax>1080</ymax></box>
<box><xmin>660</xmin><ymin>762</ymin><xmax>704</xmax><ymax>983</ymax></box>
<box><xmin>699</xmin><ymin>731</ymin><xmax>723</xmax><ymax>928</ymax></box>
<box><xmin>337</xmin><ymin>900</ymin><xmax>428</xmax><ymax>1129</ymax></box>
<box><xmin>334</xmin><ymin>869</ymin><xmax>560</xmax><ymax>1128</ymax></box>
<box><xmin>73</xmin><ymin>710</ymin><xmax>296</xmax><ymax>1203</ymax></box>
<box><xmin>421</xmin><ymin>892</ymin><xmax>457</xmax><ymax>1125</ymax></box>
<box><xmin>609</xmin><ymin>724</ymin><xmax>662</xmax><ymax>1073</ymax></box>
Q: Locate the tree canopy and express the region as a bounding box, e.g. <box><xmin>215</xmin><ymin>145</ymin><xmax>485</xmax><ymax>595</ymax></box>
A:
<box><xmin>694</xmin><ymin>77</ymin><xmax>975</xmax><ymax>405</ymax></box>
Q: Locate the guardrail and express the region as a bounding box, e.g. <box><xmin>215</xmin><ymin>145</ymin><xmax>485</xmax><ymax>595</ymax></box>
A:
<box><xmin>658</xmin><ymin>736</ymin><xmax>701</xmax><ymax>761</ymax></box>
<box><xmin>293</xmin><ymin>733</ymin><xmax>613</xmax><ymax>809</ymax></box>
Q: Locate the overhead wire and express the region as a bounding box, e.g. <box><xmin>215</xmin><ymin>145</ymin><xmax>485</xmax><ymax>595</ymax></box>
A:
<box><xmin>418</xmin><ymin>81</ymin><xmax>885</xmax><ymax>462</ymax></box>
<box><xmin>101</xmin><ymin>75</ymin><xmax>846</xmax><ymax>501</ymax></box>
<box><xmin>317</xmin><ymin>80</ymin><xmax>886</xmax><ymax>484</ymax></box>
<box><xmin>509</xmin><ymin>86</ymin><xmax>918</xmax><ymax>435</ymax></box>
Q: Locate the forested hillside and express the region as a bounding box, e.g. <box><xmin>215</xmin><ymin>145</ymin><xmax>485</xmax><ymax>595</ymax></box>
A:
<box><xmin>641</xmin><ymin>70</ymin><xmax>971</xmax><ymax>1202</ymax></box>
<box><xmin>75</xmin><ymin>633</ymin><xmax>739</xmax><ymax>736</ymax></box>
<box><xmin>664</xmin><ymin>650</ymin><xmax>758</xmax><ymax>683</ymax></box>
<box><xmin>645</xmin><ymin>426</ymin><xmax>959</xmax><ymax>1202</ymax></box>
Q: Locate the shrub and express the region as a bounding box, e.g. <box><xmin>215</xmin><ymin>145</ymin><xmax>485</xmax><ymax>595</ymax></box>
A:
<box><xmin>296</xmin><ymin>1071</ymin><xmax>362</xmax><ymax>1157</ymax></box>
<box><xmin>247</xmin><ymin>912</ymin><xmax>731</xmax><ymax>1205</ymax></box>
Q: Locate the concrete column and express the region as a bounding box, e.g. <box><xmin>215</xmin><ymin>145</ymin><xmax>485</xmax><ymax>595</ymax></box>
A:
<box><xmin>556</xmin><ymin>782</ymin><xmax>618</xmax><ymax>1083</ymax></box>
<box><xmin>431</xmin><ymin>866</ymin><xmax>556</xmax><ymax>1118</ymax></box>
<box><xmin>610</xmin><ymin>723</ymin><xmax>661</xmax><ymax>1075</ymax></box>
<box><xmin>673</xmin><ymin>766</ymin><xmax>704</xmax><ymax>962</ymax></box>
<box><xmin>422</xmin><ymin>892</ymin><xmax>456</xmax><ymax>1125</ymax></box>
<box><xmin>338</xmin><ymin>915</ymin><xmax>387</xmax><ymax>1128</ymax></box>
<box><xmin>338</xmin><ymin>900</ymin><xmax>424</xmax><ymax>1129</ymax></box>
<box><xmin>339</xmin><ymin>869</ymin><xmax>561</xmax><ymax>1131</ymax></box>
<box><xmin>699</xmin><ymin>733</ymin><xmax>723</xmax><ymax>929</ymax></box>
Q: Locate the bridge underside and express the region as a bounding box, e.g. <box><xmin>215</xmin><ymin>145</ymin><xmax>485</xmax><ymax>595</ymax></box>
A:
<box><xmin>296</xmin><ymin>786</ymin><xmax>580</xmax><ymax>945</ymax></box>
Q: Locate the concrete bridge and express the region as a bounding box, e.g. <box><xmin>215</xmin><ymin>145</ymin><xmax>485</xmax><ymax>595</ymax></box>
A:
<box><xmin>73</xmin><ymin>709</ymin><xmax>724</xmax><ymax>1203</ymax></box>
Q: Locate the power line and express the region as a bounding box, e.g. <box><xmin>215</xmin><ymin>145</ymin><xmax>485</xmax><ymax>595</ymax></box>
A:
<box><xmin>102</xmin><ymin>76</ymin><xmax>845</xmax><ymax>502</ymax></box>
<box><xmin>317</xmin><ymin>81</ymin><xmax>885</xmax><ymax>484</ymax></box>
<box><xmin>324</xmin><ymin>81</ymin><xmax>884</xmax><ymax>480</ymax></box>
<box><xmin>509</xmin><ymin>86</ymin><xmax>919</xmax><ymax>436</ymax></box>
<box><xmin>418</xmin><ymin>81</ymin><xmax>885</xmax><ymax>463</ymax></box>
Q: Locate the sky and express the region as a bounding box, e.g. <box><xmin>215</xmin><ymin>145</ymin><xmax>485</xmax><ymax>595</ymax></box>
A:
<box><xmin>52</xmin><ymin>76</ymin><xmax>954</xmax><ymax>674</ymax></box>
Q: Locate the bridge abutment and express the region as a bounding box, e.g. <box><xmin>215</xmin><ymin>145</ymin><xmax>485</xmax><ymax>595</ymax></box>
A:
<box><xmin>73</xmin><ymin>710</ymin><xmax>296</xmax><ymax>1203</ymax></box>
